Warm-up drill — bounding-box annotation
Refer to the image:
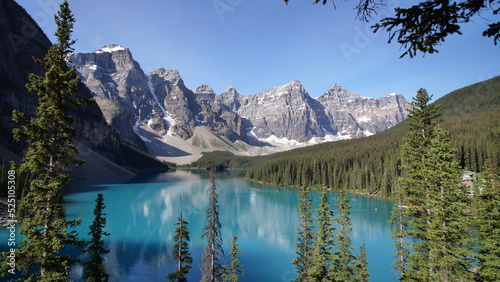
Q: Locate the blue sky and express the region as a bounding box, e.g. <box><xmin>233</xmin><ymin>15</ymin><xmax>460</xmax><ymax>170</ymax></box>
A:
<box><xmin>16</xmin><ymin>0</ymin><xmax>499</xmax><ymax>100</ymax></box>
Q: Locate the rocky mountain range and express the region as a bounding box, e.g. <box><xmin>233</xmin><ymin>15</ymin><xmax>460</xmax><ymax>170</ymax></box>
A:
<box><xmin>0</xmin><ymin>1</ymin><xmax>409</xmax><ymax>168</ymax></box>
<box><xmin>69</xmin><ymin>45</ymin><xmax>409</xmax><ymax>164</ymax></box>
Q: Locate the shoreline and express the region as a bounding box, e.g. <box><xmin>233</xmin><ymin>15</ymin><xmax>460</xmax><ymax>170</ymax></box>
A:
<box><xmin>244</xmin><ymin>178</ymin><xmax>393</xmax><ymax>200</ymax></box>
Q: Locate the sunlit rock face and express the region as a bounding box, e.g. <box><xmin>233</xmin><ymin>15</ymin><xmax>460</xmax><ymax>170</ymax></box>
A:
<box><xmin>70</xmin><ymin>45</ymin><xmax>166</xmax><ymax>143</ymax></box>
<box><xmin>316</xmin><ymin>84</ymin><xmax>409</xmax><ymax>138</ymax></box>
<box><xmin>71</xmin><ymin>46</ymin><xmax>409</xmax><ymax>154</ymax></box>
<box><xmin>232</xmin><ymin>80</ymin><xmax>325</xmax><ymax>142</ymax></box>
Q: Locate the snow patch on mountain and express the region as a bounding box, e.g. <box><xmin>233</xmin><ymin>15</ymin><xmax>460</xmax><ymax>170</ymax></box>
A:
<box><xmin>96</xmin><ymin>44</ymin><xmax>126</xmax><ymax>53</ymax></box>
<box><xmin>146</xmin><ymin>75</ymin><xmax>177</xmax><ymax>136</ymax></box>
<box><xmin>261</xmin><ymin>134</ymin><xmax>303</xmax><ymax>146</ymax></box>
<box><xmin>147</xmin><ymin>76</ymin><xmax>167</xmax><ymax>119</ymax></box>
<box><xmin>363</xmin><ymin>130</ymin><xmax>375</xmax><ymax>136</ymax></box>
<box><xmin>133</xmin><ymin>121</ymin><xmax>151</xmax><ymax>142</ymax></box>
<box><xmin>195</xmin><ymin>113</ymin><xmax>203</xmax><ymax>123</ymax></box>
<box><xmin>249</xmin><ymin>126</ymin><xmax>353</xmax><ymax>148</ymax></box>
<box><xmin>357</xmin><ymin>116</ymin><xmax>372</xmax><ymax>122</ymax></box>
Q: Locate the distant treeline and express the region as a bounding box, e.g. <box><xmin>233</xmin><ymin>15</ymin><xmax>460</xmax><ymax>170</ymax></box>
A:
<box><xmin>244</xmin><ymin>76</ymin><xmax>500</xmax><ymax>197</ymax></box>
<box><xmin>189</xmin><ymin>151</ymin><xmax>256</xmax><ymax>170</ymax></box>
<box><xmin>245</xmin><ymin>127</ymin><xmax>404</xmax><ymax>197</ymax></box>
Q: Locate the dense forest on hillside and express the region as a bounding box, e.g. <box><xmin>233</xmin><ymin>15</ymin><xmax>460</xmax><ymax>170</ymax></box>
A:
<box><xmin>242</xmin><ymin>77</ymin><xmax>500</xmax><ymax>197</ymax></box>
<box><xmin>190</xmin><ymin>151</ymin><xmax>255</xmax><ymax>170</ymax></box>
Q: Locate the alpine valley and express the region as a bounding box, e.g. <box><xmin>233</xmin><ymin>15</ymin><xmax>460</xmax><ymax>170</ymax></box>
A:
<box><xmin>69</xmin><ymin>44</ymin><xmax>409</xmax><ymax>164</ymax></box>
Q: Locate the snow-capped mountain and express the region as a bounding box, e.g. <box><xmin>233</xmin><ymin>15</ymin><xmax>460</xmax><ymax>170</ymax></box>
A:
<box><xmin>69</xmin><ymin>45</ymin><xmax>409</xmax><ymax>164</ymax></box>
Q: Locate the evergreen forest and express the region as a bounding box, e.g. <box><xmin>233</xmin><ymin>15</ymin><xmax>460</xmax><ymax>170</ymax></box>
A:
<box><xmin>243</xmin><ymin>77</ymin><xmax>500</xmax><ymax>197</ymax></box>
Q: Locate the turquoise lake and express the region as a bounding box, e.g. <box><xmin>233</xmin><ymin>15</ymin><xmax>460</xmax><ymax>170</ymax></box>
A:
<box><xmin>2</xmin><ymin>169</ymin><xmax>399</xmax><ymax>281</ymax></box>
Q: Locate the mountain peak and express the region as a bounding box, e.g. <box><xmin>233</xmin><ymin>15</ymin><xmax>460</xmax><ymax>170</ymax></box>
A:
<box><xmin>331</xmin><ymin>83</ymin><xmax>342</xmax><ymax>90</ymax></box>
<box><xmin>386</xmin><ymin>93</ymin><xmax>401</xmax><ymax>97</ymax></box>
<box><xmin>194</xmin><ymin>84</ymin><xmax>215</xmax><ymax>95</ymax></box>
<box><xmin>281</xmin><ymin>80</ymin><xmax>306</xmax><ymax>93</ymax></box>
<box><xmin>285</xmin><ymin>80</ymin><xmax>306</xmax><ymax>91</ymax></box>
<box><xmin>288</xmin><ymin>80</ymin><xmax>302</xmax><ymax>85</ymax></box>
<box><xmin>223</xmin><ymin>85</ymin><xmax>239</xmax><ymax>94</ymax></box>
<box><xmin>319</xmin><ymin>83</ymin><xmax>360</xmax><ymax>100</ymax></box>
<box><xmin>150</xmin><ymin>68</ymin><xmax>180</xmax><ymax>79</ymax></box>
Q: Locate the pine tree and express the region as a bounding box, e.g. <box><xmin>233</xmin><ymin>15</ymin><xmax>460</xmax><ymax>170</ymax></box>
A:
<box><xmin>83</xmin><ymin>193</ymin><xmax>110</xmax><ymax>282</ymax></box>
<box><xmin>201</xmin><ymin>170</ymin><xmax>226</xmax><ymax>282</ymax></box>
<box><xmin>222</xmin><ymin>234</ymin><xmax>245</xmax><ymax>282</ymax></box>
<box><xmin>309</xmin><ymin>190</ymin><xmax>336</xmax><ymax>281</ymax></box>
<box><xmin>332</xmin><ymin>187</ymin><xmax>357</xmax><ymax>282</ymax></box>
<box><xmin>168</xmin><ymin>199</ymin><xmax>193</xmax><ymax>282</ymax></box>
<box><xmin>292</xmin><ymin>180</ymin><xmax>315</xmax><ymax>281</ymax></box>
<box><xmin>398</xmin><ymin>88</ymin><xmax>439</xmax><ymax>280</ymax></box>
<box><xmin>399</xmin><ymin>88</ymin><xmax>472</xmax><ymax>281</ymax></box>
<box><xmin>475</xmin><ymin>160</ymin><xmax>500</xmax><ymax>281</ymax></box>
<box><xmin>355</xmin><ymin>243</ymin><xmax>370</xmax><ymax>282</ymax></box>
<box><xmin>389</xmin><ymin>189</ymin><xmax>409</xmax><ymax>277</ymax></box>
<box><xmin>0</xmin><ymin>1</ymin><xmax>86</xmax><ymax>280</ymax></box>
<box><xmin>425</xmin><ymin>128</ymin><xmax>472</xmax><ymax>281</ymax></box>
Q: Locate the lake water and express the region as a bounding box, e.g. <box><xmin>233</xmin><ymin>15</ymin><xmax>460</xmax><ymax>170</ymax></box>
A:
<box><xmin>2</xmin><ymin>169</ymin><xmax>398</xmax><ymax>281</ymax></box>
